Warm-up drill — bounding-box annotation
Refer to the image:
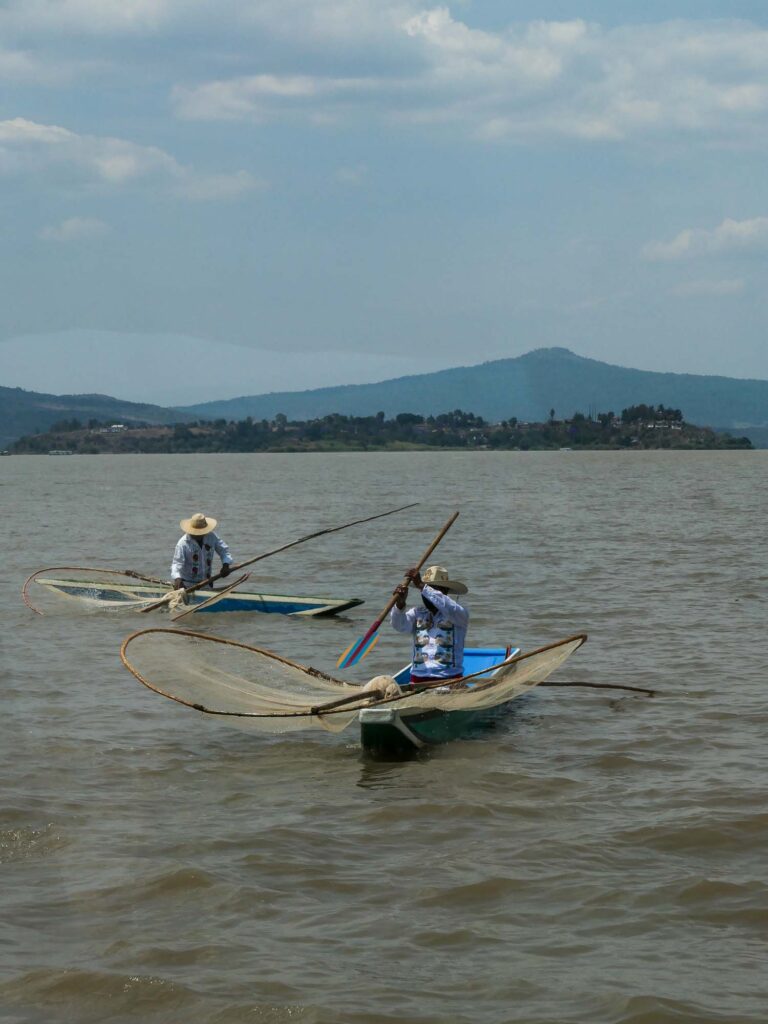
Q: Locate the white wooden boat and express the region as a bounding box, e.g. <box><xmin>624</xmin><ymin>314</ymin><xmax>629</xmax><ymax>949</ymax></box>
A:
<box><xmin>32</xmin><ymin>574</ymin><xmax>363</xmax><ymax>617</ymax></box>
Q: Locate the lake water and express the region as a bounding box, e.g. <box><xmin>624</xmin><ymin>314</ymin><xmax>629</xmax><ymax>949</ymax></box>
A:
<box><xmin>2</xmin><ymin>452</ymin><xmax>767</xmax><ymax>1024</ymax></box>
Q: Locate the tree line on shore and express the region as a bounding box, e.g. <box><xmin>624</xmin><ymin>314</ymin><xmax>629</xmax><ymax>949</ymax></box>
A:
<box><xmin>10</xmin><ymin>403</ymin><xmax>752</xmax><ymax>453</ymax></box>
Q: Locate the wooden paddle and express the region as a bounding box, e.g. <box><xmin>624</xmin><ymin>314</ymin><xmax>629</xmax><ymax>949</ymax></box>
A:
<box><xmin>336</xmin><ymin>510</ymin><xmax>460</xmax><ymax>670</ymax></box>
<box><xmin>139</xmin><ymin>502</ymin><xmax>419</xmax><ymax>614</ymax></box>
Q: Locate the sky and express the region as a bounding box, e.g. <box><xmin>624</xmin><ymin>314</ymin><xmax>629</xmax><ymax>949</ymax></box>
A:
<box><xmin>2</xmin><ymin>0</ymin><xmax>768</xmax><ymax>404</ymax></box>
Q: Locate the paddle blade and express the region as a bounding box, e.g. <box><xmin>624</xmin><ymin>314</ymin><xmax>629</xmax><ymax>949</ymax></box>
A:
<box><xmin>336</xmin><ymin>640</ymin><xmax>356</xmax><ymax>670</ymax></box>
<box><xmin>354</xmin><ymin>632</ymin><xmax>379</xmax><ymax>664</ymax></box>
<box><xmin>336</xmin><ymin>631</ymin><xmax>380</xmax><ymax>670</ymax></box>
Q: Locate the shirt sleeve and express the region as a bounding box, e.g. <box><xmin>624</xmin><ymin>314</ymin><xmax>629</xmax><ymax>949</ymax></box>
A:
<box><xmin>212</xmin><ymin>533</ymin><xmax>233</xmax><ymax>565</ymax></box>
<box><xmin>170</xmin><ymin>539</ymin><xmax>184</xmax><ymax>580</ymax></box>
<box><xmin>421</xmin><ymin>585</ymin><xmax>469</xmax><ymax>628</ymax></box>
<box><xmin>390</xmin><ymin>605</ymin><xmax>416</xmax><ymax>633</ymax></box>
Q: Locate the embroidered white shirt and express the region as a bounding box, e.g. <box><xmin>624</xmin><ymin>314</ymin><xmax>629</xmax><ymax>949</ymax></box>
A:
<box><xmin>171</xmin><ymin>532</ymin><xmax>233</xmax><ymax>586</ymax></box>
<box><xmin>390</xmin><ymin>584</ymin><xmax>469</xmax><ymax>678</ymax></box>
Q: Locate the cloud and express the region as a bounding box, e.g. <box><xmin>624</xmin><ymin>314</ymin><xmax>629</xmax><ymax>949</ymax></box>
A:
<box><xmin>177</xmin><ymin>75</ymin><xmax>335</xmax><ymax>122</ymax></box>
<box><xmin>671</xmin><ymin>278</ymin><xmax>746</xmax><ymax>296</ymax></box>
<box><xmin>0</xmin><ymin>117</ymin><xmax>262</xmax><ymax>198</ymax></box>
<box><xmin>160</xmin><ymin>10</ymin><xmax>768</xmax><ymax>147</ymax></box>
<box><xmin>39</xmin><ymin>216</ymin><xmax>108</xmax><ymax>241</ymax></box>
<box><xmin>643</xmin><ymin>217</ymin><xmax>768</xmax><ymax>261</ymax></box>
<box><xmin>4</xmin><ymin>5</ymin><xmax>768</xmax><ymax>148</ymax></box>
<box><xmin>0</xmin><ymin>116</ymin><xmax>178</xmax><ymax>182</ymax></box>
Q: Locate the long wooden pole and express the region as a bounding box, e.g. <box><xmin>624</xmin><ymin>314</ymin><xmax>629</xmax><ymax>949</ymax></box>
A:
<box><xmin>139</xmin><ymin>502</ymin><xmax>419</xmax><ymax>614</ymax></box>
<box><xmin>312</xmin><ymin>676</ymin><xmax>655</xmax><ymax>716</ymax></box>
<box><xmin>336</xmin><ymin>510</ymin><xmax>459</xmax><ymax>669</ymax></box>
<box><xmin>540</xmin><ymin>681</ymin><xmax>656</xmax><ymax>697</ymax></box>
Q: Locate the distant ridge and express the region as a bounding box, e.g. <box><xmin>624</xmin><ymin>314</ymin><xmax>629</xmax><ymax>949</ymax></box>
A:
<box><xmin>4</xmin><ymin>347</ymin><xmax>768</xmax><ymax>447</ymax></box>
<box><xmin>185</xmin><ymin>348</ymin><xmax>768</xmax><ymax>430</ymax></box>
<box><xmin>0</xmin><ymin>385</ymin><xmax>190</xmax><ymax>447</ymax></box>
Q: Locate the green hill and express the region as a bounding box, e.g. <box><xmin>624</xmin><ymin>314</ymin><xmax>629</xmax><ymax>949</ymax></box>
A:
<box><xmin>4</xmin><ymin>348</ymin><xmax>768</xmax><ymax>448</ymax></box>
<box><xmin>184</xmin><ymin>348</ymin><xmax>768</xmax><ymax>432</ymax></box>
<box><xmin>0</xmin><ymin>386</ymin><xmax>190</xmax><ymax>448</ymax></box>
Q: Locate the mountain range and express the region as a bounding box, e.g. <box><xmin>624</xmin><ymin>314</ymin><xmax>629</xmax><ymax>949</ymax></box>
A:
<box><xmin>2</xmin><ymin>347</ymin><xmax>767</xmax><ymax>448</ymax></box>
<box><xmin>0</xmin><ymin>385</ymin><xmax>191</xmax><ymax>448</ymax></box>
<box><xmin>184</xmin><ymin>348</ymin><xmax>768</xmax><ymax>434</ymax></box>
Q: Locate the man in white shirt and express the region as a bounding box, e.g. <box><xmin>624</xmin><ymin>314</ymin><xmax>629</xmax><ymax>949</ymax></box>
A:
<box><xmin>171</xmin><ymin>512</ymin><xmax>234</xmax><ymax>590</ymax></box>
<box><xmin>390</xmin><ymin>565</ymin><xmax>469</xmax><ymax>683</ymax></box>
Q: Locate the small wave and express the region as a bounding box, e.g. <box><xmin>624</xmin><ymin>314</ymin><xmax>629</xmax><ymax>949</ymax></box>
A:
<box><xmin>609</xmin><ymin>993</ymin><xmax>748</xmax><ymax>1024</ymax></box>
<box><xmin>414</xmin><ymin>875</ymin><xmax>528</xmax><ymax>908</ymax></box>
<box><xmin>639</xmin><ymin>876</ymin><xmax>768</xmax><ymax>932</ymax></box>
<box><xmin>138</xmin><ymin>866</ymin><xmax>217</xmax><ymax>898</ymax></box>
<box><xmin>363</xmin><ymin>801</ymin><xmax>501</xmax><ymax>826</ymax></box>
<box><xmin>0</xmin><ymin>968</ymin><xmax>196</xmax><ymax>1020</ymax></box>
<box><xmin>45</xmin><ymin>866</ymin><xmax>218</xmax><ymax>916</ymax></box>
<box><xmin>617</xmin><ymin>813</ymin><xmax>768</xmax><ymax>853</ymax></box>
<box><xmin>0</xmin><ymin>822</ymin><xmax>66</xmax><ymax>864</ymax></box>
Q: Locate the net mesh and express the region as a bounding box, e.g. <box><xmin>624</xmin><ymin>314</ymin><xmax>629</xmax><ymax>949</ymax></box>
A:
<box><xmin>394</xmin><ymin>635</ymin><xmax>586</xmax><ymax>713</ymax></box>
<box><xmin>121</xmin><ymin>629</ymin><xmax>365</xmax><ymax>733</ymax></box>
<box><xmin>120</xmin><ymin>629</ymin><xmax>586</xmax><ymax>735</ymax></box>
<box><xmin>22</xmin><ymin>567</ymin><xmax>175</xmax><ymax>615</ymax></box>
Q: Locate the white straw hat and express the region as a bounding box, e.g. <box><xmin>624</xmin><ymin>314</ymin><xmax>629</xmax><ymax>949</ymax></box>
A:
<box><xmin>422</xmin><ymin>565</ymin><xmax>468</xmax><ymax>594</ymax></box>
<box><xmin>180</xmin><ymin>512</ymin><xmax>217</xmax><ymax>536</ymax></box>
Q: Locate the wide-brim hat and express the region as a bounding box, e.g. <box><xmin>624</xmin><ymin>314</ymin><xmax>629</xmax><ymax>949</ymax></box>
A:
<box><xmin>180</xmin><ymin>512</ymin><xmax>217</xmax><ymax>536</ymax></box>
<box><xmin>422</xmin><ymin>564</ymin><xmax>468</xmax><ymax>595</ymax></box>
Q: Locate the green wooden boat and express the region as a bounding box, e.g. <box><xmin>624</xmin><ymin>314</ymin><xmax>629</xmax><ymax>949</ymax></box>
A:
<box><xmin>359</xmin><ymin>646</ymin><xmax>521</xmax><ymax>753</ymax></box>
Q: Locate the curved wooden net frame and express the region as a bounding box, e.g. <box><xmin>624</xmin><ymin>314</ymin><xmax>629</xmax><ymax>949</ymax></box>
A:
<box><xmin>22</xmin><ymin>566</ymin><xmax>170</xmax><ymax>615</ymax></box>
<box><xmin>119</xmin><ymin>628</ymin><xmax>589</xmax><ymax>734</ymax></box>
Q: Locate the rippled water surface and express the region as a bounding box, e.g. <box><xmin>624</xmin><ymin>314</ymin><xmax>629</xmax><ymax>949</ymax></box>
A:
<box><xmin>3</xmin><ymin>452</ymin><xmax>767</xmax><ymax>1023</ymax></box>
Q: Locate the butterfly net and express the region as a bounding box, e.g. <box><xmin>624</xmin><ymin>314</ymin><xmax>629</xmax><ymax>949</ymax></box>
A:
<box><xmin>120</xmin><ymin>628</ymin><xmax>367</xmax><ymax>733</ymax></box>
<box><xmin>120</xmin><ymin>629</ymin><xmax>586</xmax><ymax>736</ymax></box>
<box><xmin>23</xmin><ymin>566</ymin><xmax>181</xmax><ymax>615</ymax></box>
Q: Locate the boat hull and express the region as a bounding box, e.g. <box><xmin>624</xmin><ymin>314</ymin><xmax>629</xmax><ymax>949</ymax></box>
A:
<box><xmin>36</xmin><ymin>577</ymin><xmax>363</xmax><ymax>617</ymax></box>
<box><xmin>359</xmin><ymin>704</ymin><xmax>510</xmax><ymax>753</ymax></box>
<box><xmin>359</xmin><ymin>645</ymin><xmax>519</xmax><ymax>754</ymax></box>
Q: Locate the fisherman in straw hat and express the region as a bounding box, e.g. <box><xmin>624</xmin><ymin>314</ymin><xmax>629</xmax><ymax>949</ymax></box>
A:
<box><xmin>171</xmin><ymin>513</ymin><xmax>234</xmax><ymax>591</ymax></box>
<box><xmin>391</xmin><ymin>565</ymin><xmax>469</xmax><ymax>684</ymax></box>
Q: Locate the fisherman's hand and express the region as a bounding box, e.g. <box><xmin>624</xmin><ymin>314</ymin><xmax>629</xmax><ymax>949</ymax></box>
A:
<box><xmin>173</xmin><ymin>578</ymin><xmax>184</xmax><ymax>590</ymax></box>
<box><xmin>404</xmin><ymin>567</ymin><xmax>424</xmax><ymax>590</ymax></box>
<box><xmin>220</xmin><ymin>563</ymin><xmax>232</xmax><ymax>578</ymax></box>
<box><xmin>393</xmin><ymin>583</ymin><xmax>408</xmax><ymax>609</ymax></box>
